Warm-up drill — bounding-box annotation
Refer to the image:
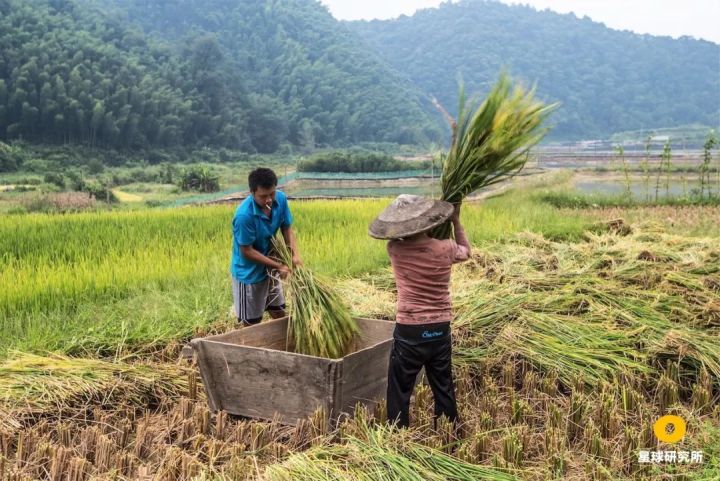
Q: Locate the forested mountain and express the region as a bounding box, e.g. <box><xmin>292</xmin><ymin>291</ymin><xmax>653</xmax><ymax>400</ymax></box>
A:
<box><xmin>0</xmin><ymin>0</ymin><xmax>717</xmax><ymax>161</ymax></box>
<box><xmin>0</xmin><ymin>0</ymin><xmax>442</xmax><ymax>155</ymax></box>
<box><xmin>349</xmin><ymin>0</ymin><xmax>720</xmax><ymax>139</ymax></box>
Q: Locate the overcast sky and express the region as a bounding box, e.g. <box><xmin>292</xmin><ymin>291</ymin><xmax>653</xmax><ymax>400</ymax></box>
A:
<box><xmin>320</xmin><ymin>0</ymin><xmax>720</xmax><ymax>44</ymax></box>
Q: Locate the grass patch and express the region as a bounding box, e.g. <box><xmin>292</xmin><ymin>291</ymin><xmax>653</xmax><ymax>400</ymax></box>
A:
<box><xmin>537</xmin><ymin>190</ymin><xmax>720</xmax><ymax>209</ymax></box>
<box><xmin>465</xmin><ymin>188</ymin><xmax>589</xmax><ymax>242</ymax></box>
<box><xmin>578</xmin><ymin>205</ymin><xmax>720</xmax><ymax>237</ymax></box>
<box><xmin>112</xmin><ymin>189</ymin><xmax>144</xmax><ymax>202</ymax></box>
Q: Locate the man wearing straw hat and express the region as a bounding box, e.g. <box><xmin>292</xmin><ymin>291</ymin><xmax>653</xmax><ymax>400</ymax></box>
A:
<box><xmin>369</xmin><ymin>194</ymin><xmax>470</xmax><ymax>428</ymax></box>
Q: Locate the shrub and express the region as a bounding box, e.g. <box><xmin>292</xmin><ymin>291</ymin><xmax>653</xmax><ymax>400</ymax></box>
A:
<box><xmin>179</xmin><ymin>166</ymin><xmax>220</xmax><ymax>192</ymax></box>
<box><xmin>83</xmin><ymin>181</ymin><xmax>118</xmax><ymax>203</ymax></box>
<box><xmin>298</xmin><ymin>151</ymin><xmax>430</xmax><ymax>173</ymax></box>
<box><xmin>44</xmin><ymin>173</ymin><xmax>66</xmax><ymax>189</ymax></box>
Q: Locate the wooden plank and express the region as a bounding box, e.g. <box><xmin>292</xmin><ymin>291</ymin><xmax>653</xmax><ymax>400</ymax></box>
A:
<box><xmin>190</xmin><ymin>339</ymin><xmax>220</xmax><ymax>412</ymax></box>
<box><xmin>194</xmin><ymin>339</ymin><xmax>338</xmax><ymax>424</ymax></box>
<box><xmin>192</xmin><ymin>316</ymin><xmax>395</xmax><ymax>425</ymax></box>
<box><xmin>350</xmin><ymin>318</ymin><xmax>394</xmax><ymax>350</ymax></box>
<box><xmin>338</xmin><ymin>318</ymin><xmax>394</xmax><ymax>414</ymax></box>
<box><xmin>202</xmin><ymin>317</ymin><xmax>289</xmax><ymax>351</ymax></box>
<box><xmin>339</xmin><ymin>338</ymin><xmax>393</xmax><ymax>414</ymax></box>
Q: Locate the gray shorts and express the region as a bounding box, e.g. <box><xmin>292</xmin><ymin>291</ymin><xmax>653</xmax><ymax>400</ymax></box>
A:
<box><xmin>232</xmin><ymin>274</ymin><xmax>286</xmax><ymax>325</ymax></box>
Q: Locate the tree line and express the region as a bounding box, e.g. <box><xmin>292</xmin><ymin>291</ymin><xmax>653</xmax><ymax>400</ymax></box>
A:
<box><xmin>0</xmin><ymin>0</ymin><xmax>443</xmax><ymax>160</ymax></box>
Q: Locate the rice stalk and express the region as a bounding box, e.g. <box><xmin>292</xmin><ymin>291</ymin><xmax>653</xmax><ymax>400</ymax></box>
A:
<box><xmin>0</xmin><ymin>352</ymin><xmax>189</xmax><ymax>430</ymax></box>
<box><xmin>452</xmin><ymin>225</ymin><xmax>720</xmax><ymax>390</ymax></box>
<box><xmin>433</xmin><ymin>72</ymin><xmax>558</xmax><ymax>238</ymax></box>
<box><xmin>263</xmin><ymin>423</ymin><xmax>519</xmax><ymax>481</ymax></box>
<box><xmin>272</xmin><ymin>237</ymin><xmax>359</xmax><ymax>358</ymax></box>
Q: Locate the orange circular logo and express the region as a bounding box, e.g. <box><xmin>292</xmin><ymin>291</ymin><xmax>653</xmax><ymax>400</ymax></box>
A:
<box><xmin>653</xmin><ymin>415</ymin><xmax>686</xmax><ymax>444</ymax></box>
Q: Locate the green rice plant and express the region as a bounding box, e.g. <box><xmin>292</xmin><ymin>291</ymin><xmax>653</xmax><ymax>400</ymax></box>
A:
<box><xmin>0</xmin><ymin>191</ymin><xmax>593</xmax><ymax>360</ymax></box>
<box><xmin>0</xmin><ymin>202</ymin><xmax>385</xmax><ymax>358</ymax></box>
<box><xmin>614</xmin><ymin>144</ymin><xmax>632</xmax><ymax>200</ymax></box>
<box><xmin>701</xmin><ymin>130</ymin><xmax>718</xmax><ymax>198</ymax></box>
<box><xmin>272</xmin><ymin>237</ymin><xmax>359</xmax><ymax>358</ymax></box>
<box><xmin>655</xmin><ymin>140</ymin><xmax>673</xmax><ymax>201</ymax></box>
<box><xmin>264</xmin><ymin>423</ymin><xmax>519</xmax><ymax>481</ymax></box>
<box><xmin>433</xmin><ymin>72</ymin><xmax>558</xmax><ymax>238</ymax></box>
<box><xmin>642</xmin><ymin>135</ymin><xmax>652</xmax><ymax>201</ymax></box>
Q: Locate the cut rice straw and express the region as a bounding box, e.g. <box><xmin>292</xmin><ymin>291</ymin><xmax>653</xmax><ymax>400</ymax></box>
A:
<box><xmin>272</xmin><ymin>237</ymin><xmax>359</xmax><ymax>358</ymax></box>
<box><xmin>433</xmin><ymin>72</ymin><xmax>558</xmax><ymax>239</ymax></box>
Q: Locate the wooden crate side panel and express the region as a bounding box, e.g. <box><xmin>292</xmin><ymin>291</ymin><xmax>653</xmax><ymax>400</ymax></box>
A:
<box><xmin>190</xmin><ymin>339</ymin><xmax>220</xmax><ymax>412</ymax></box>
<box><xmin>338</xmin><ymin>339</ymin><xmax>393</xmax><ymax>414</ymax></box>
<box><xmin>202</xmin><ymin>317</ymin><xmax>289</xmax><ymax>350</ymax></box>
<box><xmin>352</xmin><ymin>318</ymin><xmax>395</xmax><ymax>350</ymax></box>
<box><xmin>194</xmin><ymin>339</ymin><xmax>338</xmax><ymax>424</ymax></box>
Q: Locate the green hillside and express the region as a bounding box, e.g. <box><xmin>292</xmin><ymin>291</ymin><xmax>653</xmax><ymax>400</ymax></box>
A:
<box><xmin>349</xmin><ymin>0</ymin><xmax>720</xmax><ymax>139</ymax></box>
<box><xmin>0</xmin><ymin>0</ymin><xmax>443</xmax><ymax>159</ymax></box>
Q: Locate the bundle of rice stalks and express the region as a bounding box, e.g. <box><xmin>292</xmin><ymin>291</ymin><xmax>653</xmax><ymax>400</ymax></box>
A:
<box><xmin>454</xmin><ymin>290</ymin><xmax>651</xmax><ymax>387</ymax></box>
<box><xmin>263</xmin><ymin>423</ymin><xmax>519</xmax><ymax>481</ymax></box>
<box><xmin>433</xmin><ymin>72</ymin><xmax>558</xmax><ymax>238</ymax></box>
<box><xmin>452</xmin><ymin>225</ymin><xmax>720</xmax><ymax>389</ymax></box>
<box><xmin>272</xmin><ymin>238</ymin><xmax>359</xmax><ymax>358</ymax></box>
<box><xmin>0</xmin><ymin>352</ymin><xmax>189</xmax><ymax>430</ymax></box>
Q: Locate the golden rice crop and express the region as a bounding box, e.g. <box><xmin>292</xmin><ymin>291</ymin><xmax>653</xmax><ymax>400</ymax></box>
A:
<box><xmin>452</xmin><ymin>224</ymin><xmax>720</xmax><ymax>390</ymax></box>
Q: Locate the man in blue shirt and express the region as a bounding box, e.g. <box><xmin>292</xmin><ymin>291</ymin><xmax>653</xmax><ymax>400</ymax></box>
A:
<box><xmin>231</xmin><ymin>168</ymin><xmax>301</xmax><ymax>325</ymax></box>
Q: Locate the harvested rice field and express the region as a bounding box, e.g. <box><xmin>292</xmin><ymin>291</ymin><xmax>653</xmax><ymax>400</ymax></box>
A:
<box><xmin>1</xmin><ymin>180</ymin><xmax>719</xmax><ymax>480</ymax></box>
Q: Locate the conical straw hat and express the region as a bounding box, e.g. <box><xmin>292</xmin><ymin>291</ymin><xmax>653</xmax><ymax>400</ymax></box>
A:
<box><xmin>368</xmin><ymin>194</ymin><xmax>453</xmax><ymax>240</ymax></box>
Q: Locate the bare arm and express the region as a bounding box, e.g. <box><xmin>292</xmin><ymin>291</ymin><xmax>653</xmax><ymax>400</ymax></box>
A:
<box><xmin>240</xmin><ymin>245</ymin><xmax>290</xmax><ymax>277</ymax></box>
<box><xmin>281</xmin><ymin>225</ymin><xmax>302</xmax><ymax>266</ymax></box>
<box><xmin>451</xmin><ymin>203</ymin><xmax>471</xmax><ymax>262</ymax></box>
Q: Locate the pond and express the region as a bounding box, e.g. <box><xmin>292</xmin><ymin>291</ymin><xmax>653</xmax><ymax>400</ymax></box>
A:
<box><xmin>573</xmin><ymin>175</ymin><xmax>713</xmax><ymax>199</ymax></box>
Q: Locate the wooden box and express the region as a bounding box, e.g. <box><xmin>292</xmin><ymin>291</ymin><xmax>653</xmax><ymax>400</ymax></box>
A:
<box><xmin>191</xmin><ymin>317</ymin><xmax>394</xmax><ymax>425</ymax></box>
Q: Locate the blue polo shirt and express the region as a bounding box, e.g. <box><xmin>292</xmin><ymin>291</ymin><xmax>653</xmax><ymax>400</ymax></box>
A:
<box><xmin>231</xmin><ymin>190</ymin><xmax>293</xmax><ymax>284</ymax></box>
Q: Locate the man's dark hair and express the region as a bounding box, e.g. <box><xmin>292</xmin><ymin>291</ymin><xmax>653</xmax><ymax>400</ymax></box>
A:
<box><xmin>248</xmin><ymin>168</ymin><xmax>278</xmax><ymax>192</ymax></box>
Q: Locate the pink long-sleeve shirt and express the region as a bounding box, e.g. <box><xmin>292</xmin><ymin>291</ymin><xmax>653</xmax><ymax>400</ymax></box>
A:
<box><xmin>387</xmin><ymin>224</ymin><xmax>471</xmax><ymax>325</ymax></box>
